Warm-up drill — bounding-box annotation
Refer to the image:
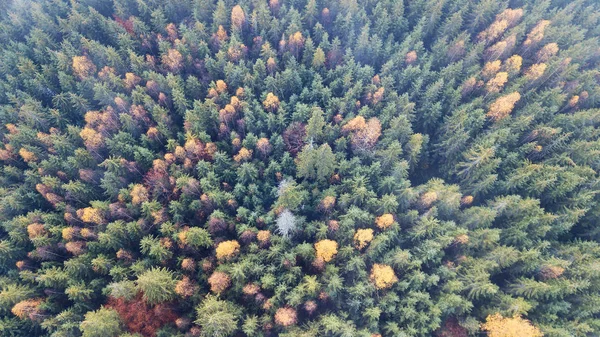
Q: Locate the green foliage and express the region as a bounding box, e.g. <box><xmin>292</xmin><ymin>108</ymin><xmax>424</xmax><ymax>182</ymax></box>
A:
<box><xmin>0</xmin><ymin>0</ymin><xmax>599</xmax><ymax>336</ymax></box>
<box><xmin>135</xmin><ymin>267</ymin><xmax>177</xmax><ymax>305</ymax></box>
<box><xmin>194</xmin><ymin>295</ymin><xmax>240</xmax><ymax>337</ymax></box>
<box><xmin>80</xmin><ymin>307</ymin><xmax>123</xmax><ymax>337</ymax></box>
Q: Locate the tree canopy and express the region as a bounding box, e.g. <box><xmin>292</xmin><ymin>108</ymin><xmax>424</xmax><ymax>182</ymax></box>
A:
<box><xmin>0</xmin><ymin>0</ymin><xmax>600</xmax><ymax>336</ymax></box>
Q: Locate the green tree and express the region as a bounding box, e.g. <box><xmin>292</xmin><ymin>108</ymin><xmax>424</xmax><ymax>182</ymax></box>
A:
<box><xmin>195</xmin><ymin>295</ymin><xmax>240</xmax><ymax>337</ymax></box>
<box><xmin>80</xmin><ymin>307</ymin><xmax>124</xmax><ymax>337</ymax></box>
<box><xmin>296</xmin><ymin>143</ymin><xmax>336</xmax><ymax>183</ymax></box>
<box><xmin>136</xmin><ymin>267</ymin><xmax>177</xmax><ymax>305</ymax></box>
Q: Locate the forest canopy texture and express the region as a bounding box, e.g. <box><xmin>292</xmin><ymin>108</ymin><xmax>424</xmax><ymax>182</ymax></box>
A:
<box><xmin>0</xmin><ymin>0</ymin><xmax>600</xmax><ymax>336</ymax></box>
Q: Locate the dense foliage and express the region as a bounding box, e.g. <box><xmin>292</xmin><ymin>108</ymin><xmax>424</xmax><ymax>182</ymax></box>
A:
<box><xmin>0</xmin><ymin>0</ymin><xmax>600</xmax><ymax>336</ymax></box>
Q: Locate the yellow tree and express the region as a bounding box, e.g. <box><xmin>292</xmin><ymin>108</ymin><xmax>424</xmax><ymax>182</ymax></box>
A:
<box><xmin>525</xmin><ymin>63</ymin><xmax>547</xmax><ymax>81</ymax></box>
<box><xmin>536</xmin><ymin>43</ymin><xmax>559</xmax><ymax>62</ymax></box>
<box><xmin>162</xmin><ymin>49</ymin><xmax>183</xmax><ymax>73</ymax></box>
<box><xmin>342</xmin><ymin>116</ymin><xmax>382</xmax><ymax>152</ymax></box>
<box><xmin>486</xmin><ymin>72</ymin><xmax>508</xmax><ymax>93</ymax></box>
<box><xmin>72</xmin><ymin>55</ymin><xmax>96</xmax><ymax>79</ymax></box>
<box><xmin>481</xmin><ymin>314</ymin><xmax>543</xmax><ymax>337</ymax></box>
<box><xmin>288</xmin><ymin>31</ymin><xmax>305</xmax><ymax>58</ymax></box>
<box><xmin>524</xmin><ymin>20</ymin><xmax>551</xmax><ymax>47</ymax></box>
<box><xmin>216</xmin><ymin>240</ymin><xmax>240</xmax><ymax>260</ymax></box>
<box><xmin>486</xmin><ymin>92</ymin><xmax>521</xmax><ymax>122</ymax></box>
<box><xmin>354</xmin><ymin>229</ymin><xmax>374</xmax><ymax>249</ymax></box>
<box><xmin>315</xmin><ymin>239</ymin><xmax>338</xmax><ymax>262</ymax></box>
<box><xmin>231</xmin><ymin>5</ymin><xmax>246</xmax><ymax>30</ymax></box>
<box><xmin>503</xmin><ymin>55</ymin><xmax>522</xmax><ymax>75</ymax></box>
<box><xmin>370</xmin><ymin>264</ymin><xmax>398</xmax><ymax>289</ymax></box>
<box><xmin>263</xmin><ymin>92</ymin><xmax>280</xmax><ymax>112</ymax></box>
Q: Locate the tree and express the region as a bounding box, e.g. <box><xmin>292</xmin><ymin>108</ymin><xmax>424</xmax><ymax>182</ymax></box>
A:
<box><xmin>195</xmin><ymin>295</ymin><xmax>240</xmax><ymax>337</ymax></box>
<box><xmin>275</xmin><ymin>307</ymin><xmax>298</xmax><ymax>327</ymax></box>
<box><xmin>486</xmin><ymin>92</ymin><xmax>521</xmax><ymax>122</ymax></box>
<box><xmin>162</xmin><ymin>49</ymin><xmax>183</xmax><ymax>73</ymax></box>
<box><xmin>354</xmin><ymin>229</ymin><xmax>374</xmax><ymax>249</ymax></box>
<box><xmin>315</xmin><ymin>239</ymin><xmax>338</xmax><ymax>262</ymax></box>
<box><xmin>276</xmin><ymin>209</ymin><xmax>297</xmax><ymax>238</ymax></box>
<box><xmin>216</xmin><ymin>240</ymin><xmax>240</xmax><ymax>260</ymax></box>
<box><xmin>263</xmin><ymin>92</ymin><xmax>280</xmax><ymax>112</ymax></box>
<box><xmin>72</xmin><ymin>56</ymin><xmax>96</xmax><ymax>79</ymax></box>
<box><xmin>342</xmin><ymin>117</ymin><xmax>382</xmax><ymax>152</ymax></box>
<box><xmin>481</xmin><ymin>314</ymin><xmax>543</xmax><ymax>337</ymax></box>
<box><xmin>136</xmin><ymin>268</ymin><xmax>177</xmax><ymax>305</ymax></box>
<box><xmin>231</xmin><ymin>5</ymin><xmax>245</xmax><ymax>31</ymax></box>
<box><xmin>306</xmin><ymin>107</ymin><xmax>326</xmax><ymax>141</ymax></box>
<box><xmin>296</xmin><ymin>143</ymin><xmax>336</xmax><ymax>182</ymax></box>
<box><xmin>369</xmin><ymin>264</ymin><xmax>397</xmax><ymax>289</ymax></box>
<box><xmin>80</xmin><ymin>307</ymin><xmax>124</xmax><ymax>337</ymax></box>
<box><xmin>208</xmin><ymin>271</ymin><xmax>231</xmax><ymax>293</ymax></box>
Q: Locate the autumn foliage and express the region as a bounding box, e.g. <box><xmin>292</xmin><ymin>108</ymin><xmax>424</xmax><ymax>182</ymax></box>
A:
<box><xmin>315</xmin><ymin>239</ymin><xmax>338</xmax><ymax>262</ymax></box>
<box><xmin>107</xmin><ymin>295</ymin><xmax>177</xmax><ymax>337</ymax></box>
<box><xmin>481</xmin><ymin>314</ymin><xmax>543</xmax><ymax>337</ymax></box>
<box><xmin>486</xmin><ymin>92</ymin><xmax>521</xmax><ymax>122</ymax></box>
<box><xmin>370</xmin><ymin>264</ymin><xmax>398</xmax><ymax>289</ymax></box>
<box><xmin>215</xmin><ymin>240</ymin><xmax>240</xmax><ymax>260</ymax></box>
<box><xmin>342</xmin><ymin>116</ymin><xmax>382</xmax><ymax>151</ymax></box>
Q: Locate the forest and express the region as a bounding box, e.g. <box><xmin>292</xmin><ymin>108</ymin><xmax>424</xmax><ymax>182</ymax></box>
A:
<box><xmin>0</xmin><ymin>0</ymin><xmax>600</xmax><ymax>336</ymax></box>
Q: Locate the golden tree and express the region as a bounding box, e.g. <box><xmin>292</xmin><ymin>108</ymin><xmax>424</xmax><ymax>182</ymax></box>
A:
<box><xmin>233</xmin><ymin>147</ymin><xmax>252</xmax><ymax>162</ymax></box>
<box><xmin>216</xmin><ymin>80</ymin><xmax>228</xmax><ymax>94</ymax></box>
<box><xmin>263</xmin><ymin>92</ymin><xmax>280</xmax><ymax>111</ymax></box>
<box><xmin>124</xmin><ymin>72</ymin><xmax>141</xmax><ymax>89</ymax></box>
<box><xmin>486</xmin><ymin>72</ymin><xmax>508</xmax><ymax>93</ymax></box>
<box><xmin>77</xmin><ymin>207</ymin><xmax>104</xmax><ymax>224</ymax></box>
<box><xmin>536</xmin><ymin>43</ymin><xmax>559</xmax><ymax>62</ymax></box>
<box><xmin>65</xmin><ymin>241</ymin><xmax>86</xmax><ymax>255</ymax></box>
<box><xmin>80</xmin><ymin>127</ymin><xmax>104</xmax><ymax>151</ymax></box>
<box><xmin>72</xmin><ymin>55</ymin><xmax>96</xmax><ymax>79</ymax></box>
<box><xmin>27</xmin><ymin>223</ymin><xmax>46</xmax><ymax>239</ymax></box>
<box><xmin>503</xmin><ymin>55</ymin><xmax>522</xmax><ymax>74</ymax></box>
<box><xmin>130</xmin><ymin>184</ymin><xmax>149</xmax><ymax>205</ymax></box>
<box><xmin>478</xmin><ymin>20</ymin><xmax>508</xmax><ymax>44</ymax></box>
<box><xmin>486</xmin><ymin>92</ymin><xmax>521</xmax><ymax>122</ymax></box>
<box><xmin>477</xmin><ymin>8</ymin><xmax>522</xmax><ymax>45</ymax></box>
<box><xmin>496</xmin><ymin>8</ymin><xmax>524</xmax><ymax>27</ymax></box>
<box><xmin>231</xmin><ymin>5</ymin><xmax>246</xmax><ymax>30</ymax></box>
<box><xmin>12</xmin><ymin>299</ymin><xmax>43</xmax><ymax>320</ymax></box>
<box><xmin>215</xmin><ymin>25</ymin><xmax>228</xmax><ymax>43</ymax></box>
<box><xmin>19</xmin><ymin>148</ymin><xmax>37</xmax><ymax>162</ymax></box>
<box><xmin>482</xmin><ymin>60</ymin><xmax>501</xmax><ymax>79</ymax></box>
<box><xmin>375</xmin><ymin>214</ymin><xmax>394</xmax><ymax>230</ymax></box>
<box><xmin>162</xmin><ymin>49</ymin><xmax>183</xmax><ymax>72</ymax></box>
<box><xmin>460</xmin><ymin>195</ymin><xmax>474</xmax><ymax>207</ymax></box>
<box><xmin>216</xmin><ymin>240</ymin><xmax>240</xmax><ymax>260</ymax></box>
<box><xmin>354</xmin><ymin>229</ymin><xmax>374</xmax><ymax>249</ymax></box>
<box><xmin>370</xmin><ymin>264</ymin><xmax>398</xmax><ymax>289</ymax></box>
<box><xmin>315</xmin><ymin>239</ymin><xmax>338</xmax><ymax>262</ymax></box>
<box><xmin>319</xmin><ymin>196</ymin><xmax>336</xmax><ymax>212</ymax></box>
<box><xmin>342</xmin><ymin>116</ymin><xmax>382</xmax><ymax>152</ymax></box>
<box><xmin>525</xmin><ymin>63</ymin><xmax>547</xmax><ymax>81</ymax></box>
<box><xmin>166</xmin><ymin>23</ymin><xmax>178</xmax><ymax>40</ymax></box>
<box><xmin>288</xmin><ymin>31</ymin><xmax>305</xmax><ymax>57</ymax></box>
<box><xmin>267</xmin><ymin>57</ymin><xmax>277</xmax><ymax>73</ymax></box>
<box><xmin>257</xmin><ymin>230</ymin><xmax>270</xmax><ymax>246</ymax></box>
<box><xmin>481</xmin><ymin>314</ymin><xmax>543</xmax><ymax>337</ymax></box>
<box><xmin>524</xmin><ymin>20</ymin><xmax>551</xmax><ymax>47</ymax></box>
<box><xmin>256</xmin><ymin>138</ymin><xmax>272</xmax><ymax>157</ymax></box>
